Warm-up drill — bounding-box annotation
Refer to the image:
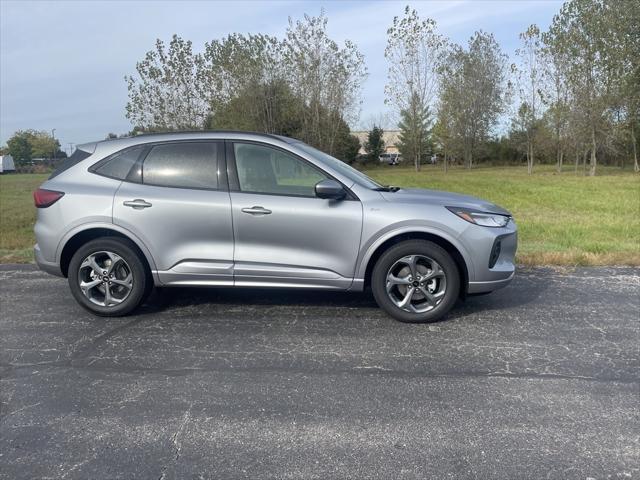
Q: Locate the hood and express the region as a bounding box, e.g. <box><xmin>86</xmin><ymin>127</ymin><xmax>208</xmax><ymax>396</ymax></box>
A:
<box><xmin>380</xmin><ymin>188</ymin><xmax>511</xmax><ymax>216</ymax></box>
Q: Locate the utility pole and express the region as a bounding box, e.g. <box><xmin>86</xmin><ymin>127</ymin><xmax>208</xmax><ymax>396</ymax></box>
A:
<box><xmin>51</xmin><ymin>128</ymin><xmax>56</xmax><ymax>160</ymax></box>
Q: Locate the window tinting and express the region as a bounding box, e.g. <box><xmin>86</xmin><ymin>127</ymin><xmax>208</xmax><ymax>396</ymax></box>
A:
<box><xmin>293</xmin><ymin>142</ymin><xmax>383</xmax><ymax>190</ymax></box>
<box><xmin>49</xmin><ymin>148</ymin><xmax>92</xmax><ymax>179</ymax></box>
<box><xmin>234</xmin><ymin>143</ymin><xmax>326</xmax><ymax>197</ymax></box>
<box><xmin>93</xmin><ymin>146</ymin><xmax>144</xmax><ymax>180</ymax></box>
<box><xmin>143</xmin><ymin>142</ymin><xmax>219</xmax><ymax>189</ymax></box>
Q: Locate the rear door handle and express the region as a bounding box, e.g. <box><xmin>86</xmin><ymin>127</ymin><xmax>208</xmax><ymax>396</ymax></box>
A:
<box><xmin>123</xmin><ymin>199</ymin><xmax>152</xmax><ymax>209</ymax></box>
<box><xmin>241</xmin><ymin>206</ymin><xmax>272</xmax><ymax>215</ymax></box>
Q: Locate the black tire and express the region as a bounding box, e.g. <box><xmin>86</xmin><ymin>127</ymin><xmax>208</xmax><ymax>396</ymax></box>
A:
<box><xmin>68</xmin><ymin>237</ymin><xmax>149</xmax><ymax>317</ymax></box>
<box><xmin>371</xmin><ymin>240</ymin><xmax>460</xmax><ymax>323</ymax></box>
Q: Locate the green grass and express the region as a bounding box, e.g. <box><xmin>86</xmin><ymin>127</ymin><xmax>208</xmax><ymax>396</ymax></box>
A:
<box><xmin>0</xmin><ymin>174</ymin><xmax>48</xmax><ymax>262</ymax></box>
<box><xmin>362</xmin><ymin>164</ymin><xmax>640</xmax><ymax>266</ymax></box>
<box><xmin>0</xmin><ymin>167</ymin><xmax>639</xmax><ymax>265</ymax></box>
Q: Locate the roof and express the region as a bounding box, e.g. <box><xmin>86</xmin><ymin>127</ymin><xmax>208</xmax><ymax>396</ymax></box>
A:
<box><xmin>101</xmin><ymin>130</ymin><xmax>295</xmax><ymax>145</ymax></box>
<box><xmin>79</xmin><ymin>130</ymin><xmax>302</xmax><ymax>159</ymax></box>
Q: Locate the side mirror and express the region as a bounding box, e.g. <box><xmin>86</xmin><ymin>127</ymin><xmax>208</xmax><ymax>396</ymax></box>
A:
<box><xmin>315</xmin><ymin>179</ymin><xmax>346</xmax><ymax>200</ymax></box>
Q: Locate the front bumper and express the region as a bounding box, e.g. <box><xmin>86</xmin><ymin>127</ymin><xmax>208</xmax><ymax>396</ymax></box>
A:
<box><xmin>462</xmin><ymin>220</ymin><xmax>517</xmax><ymax>294</ymax></box>
<box><xmin>34</xmin><ymin>244</ymin><xmax>63</xmax><ymax>277</ymax></box>
<box><xmin>467</xmin><ymin>269</ymin><xmax>515</xmax><ymax>294</ymax></box>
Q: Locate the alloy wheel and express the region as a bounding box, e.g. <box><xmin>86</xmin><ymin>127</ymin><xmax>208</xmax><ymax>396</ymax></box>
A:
<box><xmin>385</xmin><ymin>254</ymin><xmax>447</xmax><ymax>313</ymax></box>
<box><xmin>78</xmin><ymin>251</ymin><xmax>133</xmax><ymax>307</ymax></box>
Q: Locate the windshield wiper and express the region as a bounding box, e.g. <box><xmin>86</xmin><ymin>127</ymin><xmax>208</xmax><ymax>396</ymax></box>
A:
<box><xmin>373</xmin><ymin>185</ymin><xmax>401</xmax><ymax>192</ymax></box>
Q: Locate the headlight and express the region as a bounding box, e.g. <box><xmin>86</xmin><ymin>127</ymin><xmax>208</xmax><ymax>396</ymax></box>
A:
<box><xmin>446</xmin><ymin>207</ymin><xmax>510</xmax><ymax>228</ymax></box>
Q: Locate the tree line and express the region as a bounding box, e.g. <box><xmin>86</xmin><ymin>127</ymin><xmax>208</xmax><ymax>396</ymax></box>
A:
<box><xmin>124</xmin><ymin>13</ymin><xmax>364</xmax><ymax>163</ymax></box>
<box><xmin>1</xmin><ymin>130</ymin><xmax>66</xmax><ymax>168</ymax></box>
<box><xmin>385</xmin><ymin>0</ymin><xmax>638</xmax><ymax>174</ymax></box>
<box><xmin>3</xmin><ymin>0</ymin><xmax>636</xmax><ymax>175</ymax></box>
<box><xmin>124</xmin><ymin>0</ymin><xmax>637</xmax><ymax>175</ymax></box>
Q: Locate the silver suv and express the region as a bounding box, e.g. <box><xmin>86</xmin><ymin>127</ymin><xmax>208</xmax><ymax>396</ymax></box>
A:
<box><xmin>34</xmin><ymin>132</ymin><xmax>517</xmax><ymax>323</ymax></box>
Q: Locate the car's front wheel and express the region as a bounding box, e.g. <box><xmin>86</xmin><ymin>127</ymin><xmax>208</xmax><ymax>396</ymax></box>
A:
<box><xmin>371</xmin><ymin>240</ymin><xmax>460</xmax><ymax>323</ymax></box>
<box><xmin>68</xmin><ymin>237</ymin><xmax>149</xmax><ymax>317</ymax></box>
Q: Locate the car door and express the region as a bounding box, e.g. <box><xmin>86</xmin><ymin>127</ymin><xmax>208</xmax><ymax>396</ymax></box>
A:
<box><xmin>228</xmin><ymin>141</ymin><xmax>363</xmax><ymax>289</ymax></box>
<box><xmin>113</xmin><ymin>141</ymin><xmax>234</xmax><ymax>285</ymax></box>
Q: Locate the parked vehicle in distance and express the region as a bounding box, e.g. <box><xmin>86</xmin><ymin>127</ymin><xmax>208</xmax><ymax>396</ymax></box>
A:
<box><xmin>0</xmin><ymin>154</ymin><xmax>16</xmax><ymax>173</ymax></box>
<box><xmin>379</xmin><ymin>152</ymin><xmax>401</xmax><ymax>165</ymax></box>
<box><xmin>33</xmin><ymin>132</ymin><xmax>517</xmax><ymax>323</ymax></box>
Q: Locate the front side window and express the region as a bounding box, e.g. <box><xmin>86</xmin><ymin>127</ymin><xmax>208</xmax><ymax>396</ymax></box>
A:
<box><xmin>142</xmin><ymin>142</ymin><xmax>219</xmax><ymax>189</ymax></box>
<box><xmin>93</xmin><ymin>146</ymin><xmax>145</xmax><ymax>180</ymax></box>
<box><xmin>234</xmin><ymin>143</ymin><xmax>327</xmax><ymax>197</ymax></box>
<box><xmin>293</xmin><ymin>142</ymin><xmax>383</xmax><ymax>190</ymax></box>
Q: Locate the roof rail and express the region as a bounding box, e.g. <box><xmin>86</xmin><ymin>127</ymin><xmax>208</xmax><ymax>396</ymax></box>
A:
<box><xmin>109</xmin><ymin>130</ymin><xmax>294</xmax><ymax>143</ymax></box>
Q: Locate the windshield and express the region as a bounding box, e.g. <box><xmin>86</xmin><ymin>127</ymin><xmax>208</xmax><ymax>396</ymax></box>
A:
<box><xmin>293</xmin><ymin>143</ymin><xmax>383</xmax><ymax>190</ymax></box>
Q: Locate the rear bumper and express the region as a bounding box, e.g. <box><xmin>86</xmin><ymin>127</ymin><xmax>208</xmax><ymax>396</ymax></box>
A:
<box><xmin>34</xmin><ymin>244</ymin><xmax>63</xmax><ymax>277</ymax></box>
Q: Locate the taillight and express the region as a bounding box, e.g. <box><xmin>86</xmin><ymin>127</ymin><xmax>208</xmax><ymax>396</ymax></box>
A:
<box><xmin>33</xmin><ymin>188</ymin><xmax>65</xmax><ymax>208</ymax></box>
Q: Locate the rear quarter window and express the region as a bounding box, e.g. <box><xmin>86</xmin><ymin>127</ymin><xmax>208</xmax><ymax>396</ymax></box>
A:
<box><xmin>90</xmin><ymin>146</ymin><xmax>145</xmax><ymax>180</ymax></box>
<box><xmin>49</xmin><ymin>149</ymin><xmax>92</xmax><ymax>179</ymax></box>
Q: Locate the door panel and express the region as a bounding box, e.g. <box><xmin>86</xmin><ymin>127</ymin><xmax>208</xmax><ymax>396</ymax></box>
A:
<box><xmin>112</xmin><ymin>140</ymin><xmax>233</xmax><ymax>286</ymax></box>
<box><xmin>230</xmin><ymin>193</ymin><xmax>362</xmax><ymax>288</ymax></box>
<box><xmin>114</xmin><ymin>183</ymin><xmax>234</xmax><ymax>285</ymax></box>
<box><xmin>229</xmin><ymin>142</ymin><xmax>363</xmax><ymax>288</ymax></box>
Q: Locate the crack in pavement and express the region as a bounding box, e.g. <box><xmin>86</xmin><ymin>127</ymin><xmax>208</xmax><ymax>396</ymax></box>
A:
<box><xmin>158</xmin><ymin>404</ymin><xmax>192</xmax><ymax>480</ymax></box>
<box><xmin>0</xmin><ymin>361</ymin><xmax>637</xmax><ymax>385</ymax></box>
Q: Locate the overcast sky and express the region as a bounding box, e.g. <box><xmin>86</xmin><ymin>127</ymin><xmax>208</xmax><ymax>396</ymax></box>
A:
<box><xmin>0</xmin><ymin>0</ymin><xmax>563</xmax><ymax>152</ymax></box>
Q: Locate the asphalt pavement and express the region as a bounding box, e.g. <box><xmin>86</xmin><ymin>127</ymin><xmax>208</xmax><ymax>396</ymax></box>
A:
<box><xmin>1</xmin><ymin>264</ymin><xmax>638</xmax><ymax>479</ymax></box>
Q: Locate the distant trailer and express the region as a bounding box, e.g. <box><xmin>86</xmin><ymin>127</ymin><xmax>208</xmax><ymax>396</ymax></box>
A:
<box><xmin>0</xmin><ymin>155</ymin><xmax>16</xmax><ymax>173</ymax></box>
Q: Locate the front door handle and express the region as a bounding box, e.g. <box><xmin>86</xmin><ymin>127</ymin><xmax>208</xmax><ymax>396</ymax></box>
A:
<box><xmin>123</xmin><ymin>199</ymin><xmax>152</xmax><ymax>209</ymax></box>
<box><xmin>241</xmin><ymin>206</ymin><xmax>272</xmax><ymax>215</ymax></box>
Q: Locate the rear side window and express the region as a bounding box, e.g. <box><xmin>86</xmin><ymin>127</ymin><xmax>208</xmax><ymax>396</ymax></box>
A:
<box><xmin>142</xmin><ymin>142</ymin><xmax>220</xmax><ymax>189</ymax></box>
<box><xmin>92</xmin><ymin>146</ymin><xmax>145</xmax><ymax>180</ymax></box>
<box><xmin>49</xmin><ymin>148</ymin><xmax>92</xmax><ymax>179</ymax></box>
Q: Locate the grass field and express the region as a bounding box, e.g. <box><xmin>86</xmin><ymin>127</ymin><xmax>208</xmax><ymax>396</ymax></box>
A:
<box><xmin>1</xmin><ymin>166</ymin><xmax>638</xmax><ymax>265</ymax></box>
<box><xmin>364</xmin><ymin>164</ymin><xmax>640</xmax><ymax>265</ymax></box>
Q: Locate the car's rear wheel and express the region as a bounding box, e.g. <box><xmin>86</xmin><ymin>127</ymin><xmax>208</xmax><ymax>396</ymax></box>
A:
<box><xmin>371</xmin><ymin>240</ymin><xmax>460</xmax><ymax>323</ymax></box>
<box><xmin>68</xmin><ymin>238</ymin><xmax>148</xmax><ymax>317</ymax></box>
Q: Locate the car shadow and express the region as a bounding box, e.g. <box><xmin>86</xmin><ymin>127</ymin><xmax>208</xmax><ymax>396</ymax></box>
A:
<box><xmin>136</xmin><ymin>272</ymin><xmax>548</xmax><ymax>321</ymax></box>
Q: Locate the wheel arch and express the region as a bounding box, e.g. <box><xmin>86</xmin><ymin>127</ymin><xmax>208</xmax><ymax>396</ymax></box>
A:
<box><xmin>57</xmin><ymin>224</ymin><xmax>158</xmax><ymax>281</ymax></box>
<box><xmin>361</xmin><ymin>230</ymin><xmax>470</xmax><ymax>297</ymax></box>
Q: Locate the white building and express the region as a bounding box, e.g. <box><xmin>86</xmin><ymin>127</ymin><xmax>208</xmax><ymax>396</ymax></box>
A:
<box><xmin>352</xmin><ymin>130</ymin><xmax>401</xmax><ymax>156</ymax></box>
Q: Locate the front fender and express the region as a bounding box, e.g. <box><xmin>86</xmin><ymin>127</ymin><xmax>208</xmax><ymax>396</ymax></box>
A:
<box><xmin>355</xmin><ymin>222</ymin><xmax>475</xmax><ymax>281</ymax></box>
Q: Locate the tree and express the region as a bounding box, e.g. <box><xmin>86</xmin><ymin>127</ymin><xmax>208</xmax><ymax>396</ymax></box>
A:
<box><xmin>6</xmin><ymin>130</ymin><xmax>64</xmax><ymax>165</ymax></box>
<box><xmin>540</xmin><ymin>28</ymin><xmax>571</xmax><ymax>173</ymax></box>
<box><xmin>397</xmin><ymin>92</ymin><xmax>432</xmax><ymax>168</ymax></box>
<box><xmin>364</xmin><ymin>126</ymin><xmax>385</xmax><ymax>162</ymax></box>
<box><xmin>337</xmin><ymin>133</ymin><xmax>361</xmax><ymax>164</ymax></box>
<box><xmin>125</xmin><ymin>14</ymin><xmax>366</xmax><ymax>162</ymax></box>
<box><xmin>605</xmin><ymin>0</ymin><xmax>640</xmax><ymax>172</ymax></box>
<box><xmin>29</xmin><ymin>132</ymin><xmax>60</xmax><ymax>158</ymax></box>
<box><xmin>514</xmin><ymin>24</ymin><xmax>544</xmax><ymax>174</ymax></box>
<box><xmin>385</xmin><ymin>6</ymin><xmax>447</xmax><ymax>171</ymax></box>
<box><xmin>283</xmin><ymin>11</ymin><xmax>367</xmax><ymax>155</ymax></box>
<box><xmin>207</xmin><ymin>79</ymin><xmax>302</xmax><ymax>136</ymax></box>
<box><xmin>7</xmin><ymin>132</ymin><xmax>32</xmax><ymax>165</ymax></box>
<box><xmin>332</xmin><ymin>123</ymin><xmax>361</xmax><ymax>164</ymax></box>
<box><xmin>440</xmin><ymin>31</ymin><xmax>509</xmax><ymax>168</ymax></box>
<box><xmin>546</xmin><ymin>0</ymin><xmax>614</xmax><ymax>176</ymax></box>
<box><xmin>432</xmin><ymin>110</ymin><xmax>452</xmax><ymax>172</ymax></box>
<box><xmin>125</xmin><ymin>34</ymin><xmax>209</xmax><ymax>131</ymax></box>
<box><xmin>203</xmin><ymin>33</ymin><xmax>289</xmax><ymax>134</ymax></box>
